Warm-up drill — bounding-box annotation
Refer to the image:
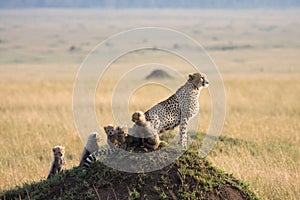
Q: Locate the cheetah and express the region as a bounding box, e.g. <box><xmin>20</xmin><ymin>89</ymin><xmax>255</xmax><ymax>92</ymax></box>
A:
<box><xmin>47</xmin><ymin>146</ymin><xmax>66</xmax><ymax>179</ymax></box>
<box><xmin>79</xmin><ymin>132</ymin><xmax>100</xmax><ymax>166</ymax></box>
<box><xmin>144</xmin><ymin>72</ymin><xmax>209</xmax><ymax>149</ymax></box>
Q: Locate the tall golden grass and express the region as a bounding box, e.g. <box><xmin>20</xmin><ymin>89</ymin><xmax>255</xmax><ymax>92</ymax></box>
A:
<box><xmin>209</xmin><ymin>75</ymin><xmax>300</xmax><ymax>199</ymax></box>
<box><xmin>0</xmin><ymin>74</ymin><xmax>299</xmax><ymax>199</ymax></box>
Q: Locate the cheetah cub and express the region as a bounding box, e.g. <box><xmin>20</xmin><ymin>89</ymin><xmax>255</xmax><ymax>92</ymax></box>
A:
<box><xmin>131</xmin><ymin>111</ymin><xmax>165</xmax><ymax>151</ymax></box>
<box><xmin>79</xmin><ymin>132</ymin><xmax>100</xmax><ymax>166</ymax></box>
<box><xmin>47</xmin><ymin>146</ymin><xmax>66</xmax><ymax>179</ymax></box>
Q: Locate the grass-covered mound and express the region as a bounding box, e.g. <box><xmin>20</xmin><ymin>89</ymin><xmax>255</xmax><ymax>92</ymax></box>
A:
<box><xmin>1</xmin><ymin>150</ymin><xmax>258</xmax><ymax>200</ymax></box>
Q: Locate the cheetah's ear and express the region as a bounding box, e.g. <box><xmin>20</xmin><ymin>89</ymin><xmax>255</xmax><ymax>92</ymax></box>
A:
<box><xmin>188</xmin><ymin>74</ymin><xmax>194</xmax><ymax>82</ymax></box>
<box><xmin>131</xmin><ymin>112</ymin><xmax>138</xmax><ymax>122</ymax></box>
<box><xmin>52</xmin><ymin>147</ymin><xmax>56</xmax><ymax>152</ymax></box>
<box><xmin>103</xmin><ymin>126</ymin><xmax>108</xmax><ymax>131</ymax></box>
<box><xmin>103</xmin><ymin>126</ymin><xmax>109</xmax><ymax>134</ymax></box>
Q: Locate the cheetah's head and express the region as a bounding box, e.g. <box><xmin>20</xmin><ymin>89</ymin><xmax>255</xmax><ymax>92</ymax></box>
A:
<box><xmin>52</xmin><ymin>146</ymin><xmax>65</xmax><ymax>158</ymax></box>
<box><xmin>87</xmin><ymin>132</ymin><xmax>101</xmax><ymax>143</ymax></box>
<box><xmin>188</xmin><ymin>72</ymin><xmax>209</xmax><ymax>89</ymax></box>
<box><xmin>104</xmin><ymin>125</ymin><xmax>118</xmax><ymax>147</ymax></box>
<box><xmin>86</xmin><ymin>132</ymin><xmax>100</xmax><ymax>152</ymax></box>
<box><xmin>115</xmin><ymin>126</ymin><xmax>128</xmax><ymax>144</ymax></box>
<box><xmin>131</xmin><ymin>111</ymin><xmax>146</xmax><ymax>123</ymax></box>
<box><xmin>104</xmin><ymin>125</ymin><xmax>115</xmax><ymax>136</ymax></box>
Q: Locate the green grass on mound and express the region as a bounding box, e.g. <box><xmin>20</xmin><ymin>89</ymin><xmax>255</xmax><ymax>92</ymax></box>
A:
<box><xmin>1</xmin><ymin>150</ymin><xmax>258</xmax><ymax>200</ymax></box>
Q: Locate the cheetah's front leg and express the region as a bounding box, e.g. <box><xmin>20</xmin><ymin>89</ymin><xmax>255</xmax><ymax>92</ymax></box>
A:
<box><xmin>179</xmin><ymin>117</ymin><xmax>188</xmax><ymax>150</ymax></box>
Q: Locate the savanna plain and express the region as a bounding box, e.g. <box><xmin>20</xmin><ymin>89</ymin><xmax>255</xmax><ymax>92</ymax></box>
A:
<box><xmin>0</xmin><ymin>9</ymin><xmax>299</xmax><ymax>199</ymax></box>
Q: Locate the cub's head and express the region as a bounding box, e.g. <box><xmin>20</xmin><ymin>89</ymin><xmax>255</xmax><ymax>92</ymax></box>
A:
<box><xmin>104</xmin><ymin>124</ymin><xmax>116</xmax><ymax>141</ymax></box>
<box><xmin>87</xmin><ymin>132</ymin><xmax>100</xmax><ymax>143</ymax></box>
<box><xmin>86</xmin><ymin>132</ymin><xmax>100</xmax><ymax>152</ymax></box>
<box><xmin>52</xmin><ymin>146</ymin><xmax>65</xmax><ymax>158</ymax></box>
<box><xmin>115</xmin><ymin>126</ymin><xmax>128</xmax><ymax>145</ymax></box>
<box><xmin>131</xmin><ymin>111</ymin><xmax>146</xmax><ymax>124</ymax></box>
<box><xmin>188</xmin><ymin>72</ymin><xmax>209</xmax><ymax>89</ymax></box>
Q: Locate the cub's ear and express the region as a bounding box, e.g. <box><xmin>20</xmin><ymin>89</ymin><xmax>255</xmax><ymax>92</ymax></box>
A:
<box><xmin>52</xmin><ymin>147</ymin><xmax>56</xmax><ymax>152</ymax></box>
<box><xmin>132</xmin><ymin>112</ymin><xmax>139</xmax><ymax>122</ymax></box>
<box><xmin>103</xmin><ymin>126</ymin><xmax>108</xmax><ymax>131</ymax></box>
<box><xmin>90</xmin><ymin>132</ymin><xmax>97</xmax><ymax>139</ymax></box>
<box><xmin>188</xmin><ymin>74</ymin><xmax>194</xmax><ymax>81</ymax></box>
<box><xmin>103</xmin><ymin>126</ymin><xmax>109</xmax><ymax>134</ymax></box>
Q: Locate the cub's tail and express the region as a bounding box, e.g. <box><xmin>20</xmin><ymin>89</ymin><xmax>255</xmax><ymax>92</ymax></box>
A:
<box><xmin>82</xmin><ymin>148</ymin><xmax>119</xmax><ymax>169</ymax></box>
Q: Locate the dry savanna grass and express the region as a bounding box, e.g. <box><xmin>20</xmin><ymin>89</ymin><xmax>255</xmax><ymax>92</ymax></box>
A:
<box><xmin>0</xmin><ymin>9</ymin><xmax>299</xmax><ymax>199</ymax></box>
<box><xmin>1</xmin><ymin>73</ymin><xmax>299</xmax><ymax>199</ymax></box>
<box><xmin>210</xmin><ymin>75</ymin><xmax>300</xmax><ymax>199</ymax></box>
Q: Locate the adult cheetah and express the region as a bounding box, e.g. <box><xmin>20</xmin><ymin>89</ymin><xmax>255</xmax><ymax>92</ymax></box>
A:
<box><xmin>144</xmin><ymin>72</ymin><xmax>209</xmax><ymax>149</ymax></box>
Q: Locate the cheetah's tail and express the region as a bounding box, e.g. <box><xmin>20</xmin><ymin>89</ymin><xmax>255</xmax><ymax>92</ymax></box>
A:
<box><xmin>82</xmin><ymin>148</ymin><xmax>120</xmax><ymax>169</ymax></box>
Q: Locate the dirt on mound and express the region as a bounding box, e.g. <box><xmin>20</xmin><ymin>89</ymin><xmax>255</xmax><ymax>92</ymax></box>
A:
<box><xmin>146</xmin><ymin>69</ymin><xmax>172</xmax><ymax>80</ymax></box>
<box><xmin>2</xmin><ymin>150</ymin><xmax>258</xmax><ymax>200</ymax></box>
